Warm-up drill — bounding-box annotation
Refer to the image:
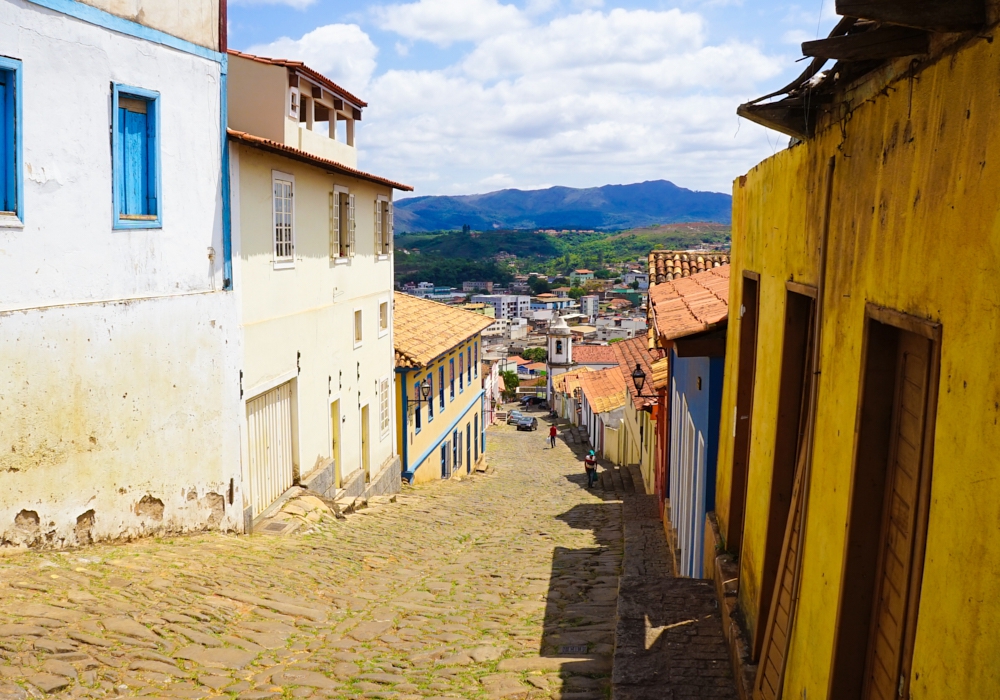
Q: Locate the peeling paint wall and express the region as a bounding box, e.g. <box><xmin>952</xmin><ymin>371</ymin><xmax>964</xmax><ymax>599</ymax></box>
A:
<box><xmin>718</xmin><ymin>29</ymin><xmax>1000</xmax><ymax>700</ymax></box>
<box><xmin>74</xmin><ymin>0</ymin><xmax>220</xmax><ymax>50</ymax></box>
<box><xmin>0</xmin><ymin>4</ymin><xmax>241</xmax><ymax>546</ymax></box>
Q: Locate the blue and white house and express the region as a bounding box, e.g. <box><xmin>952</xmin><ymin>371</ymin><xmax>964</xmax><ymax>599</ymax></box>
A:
<box><xmin>0</xmin><ymin>0</ymin><xmax>242</xmax><ymax>546</ymax></box>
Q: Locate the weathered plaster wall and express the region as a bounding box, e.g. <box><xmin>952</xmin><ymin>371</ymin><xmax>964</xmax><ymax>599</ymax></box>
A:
<box><xmin>231</xmin><ymin>145</ymin><xmax>397</xmax><ymax>507</ymax></box>
<box><xmin>719</xmin><ymin>29</ymin><xmax>1000</xmax><ymax>699</ymax></box>
<box><xmin>0</xmin><ymin>4</ymin><xmax>241</xmax><ymax>546</ymax></box>
<box><xmin>74</xmin><ymin>0</ymin><xmax>220</xmax><ymax>50</ymax></box>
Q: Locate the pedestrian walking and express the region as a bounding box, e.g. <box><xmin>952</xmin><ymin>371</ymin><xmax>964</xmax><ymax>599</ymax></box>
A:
<box><xmin>584</xmin><ymin>450</ymin><xmax>598</xmax><ymax>488</ymax></box>
<box><xmin>549</xmin><ymin>424</ymin><xmax>558</xmax><ymax>448</ymax></box>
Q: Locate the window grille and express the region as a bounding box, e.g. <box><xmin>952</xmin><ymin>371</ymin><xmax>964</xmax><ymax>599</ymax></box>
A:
<box><xmin>379</xmin><ymin>377</ymin><xmax>390</xmax><ymax>436</ymax></box>
<box><xmin>273</xmin><ymin>178</ymin><xmax>294</xmax><ymax>262</ymax></box>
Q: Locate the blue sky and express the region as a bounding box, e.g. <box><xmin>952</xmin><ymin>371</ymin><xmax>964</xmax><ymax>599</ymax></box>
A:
<box><xmin>228</xmin><ymin>0</ymin><xmax>839</xmax><ymax>197</ymax></box>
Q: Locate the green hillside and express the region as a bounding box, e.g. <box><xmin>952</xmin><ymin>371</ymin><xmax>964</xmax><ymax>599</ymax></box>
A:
<box><xmin>395</xmin><ymin>223</ymin><xmax>730</xmax><ymax>285</ymax></box>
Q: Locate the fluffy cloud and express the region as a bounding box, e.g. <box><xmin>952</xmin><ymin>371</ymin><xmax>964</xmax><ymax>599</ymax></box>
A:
<box><xmin>371</xmin><ymin>0</ymin><xmax>528</xmax><ymax>46</ymax></box>
<box><xmin>355</xmin><ymin>6</ymin><xmax>784</xmax><ymax>194</ymax></box>
<box><xmin>245</xmin><ymin>24</ymin><xmax>379</xmax><ymax>92</ymax></box>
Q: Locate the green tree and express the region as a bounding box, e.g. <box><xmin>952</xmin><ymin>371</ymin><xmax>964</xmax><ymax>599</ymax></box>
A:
<box><xmin>568</xmin><ymin>287</ymin><xmax>585</xmax><ymax>300</ymax></box>
<box><xmin>500</xmin><ymin>370</ymin><xmax>520</xmax><ymax>401</ymax></box>
<box><xmin>522</xmin><ymin>347</ymin><xmax>548</xmax><ymax>363</ymax></box>
<box><xmin>528</xmin><ymin>277</ymin><xmax>551</xmax><ymax>294</ymax></box>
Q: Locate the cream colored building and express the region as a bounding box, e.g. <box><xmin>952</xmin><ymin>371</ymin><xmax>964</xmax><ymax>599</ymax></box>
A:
<box><xmin>227</xmin><ymin>51</ymin><xmax>412</xmax><ymax>523</ymax></box>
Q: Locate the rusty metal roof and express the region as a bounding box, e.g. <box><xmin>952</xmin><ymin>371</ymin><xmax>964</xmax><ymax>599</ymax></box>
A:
<box><xmin>649</xmin><ymin>265</ymin><xmax>730</xmax><ymax>341</ymax></box>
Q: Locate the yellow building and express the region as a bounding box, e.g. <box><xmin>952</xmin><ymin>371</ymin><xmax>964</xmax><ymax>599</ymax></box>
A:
<box><xmin>394</xmin><ymin>293</ymin><xmax>494</xmax><ymax>484</ymax></box>
<box><xmin>713</xmin><ymin>8</ymin><xmax>1000</xmax><ymax>700</ymax></box>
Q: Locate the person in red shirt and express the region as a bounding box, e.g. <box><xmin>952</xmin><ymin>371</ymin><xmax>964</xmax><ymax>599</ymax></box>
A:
<box><xmin>549</xmin><ymin>424</ymin><xmax>558</xmax><ymax>448</ymax></box>
<box><xmin>584</xmin><ymin>450</ymin><xmax>598</xmax><ymax>487</ymax></box>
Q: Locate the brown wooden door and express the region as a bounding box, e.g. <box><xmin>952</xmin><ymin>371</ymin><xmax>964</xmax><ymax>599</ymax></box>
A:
<box><xmin>728</xmin><ymin>273</ymin><xmax>760</xmax><ymax>552</ymax></box>
<box><xmin>862</xmin><ymin>332</ymin><xmax>932</xmax><ymax>700</ymax></box>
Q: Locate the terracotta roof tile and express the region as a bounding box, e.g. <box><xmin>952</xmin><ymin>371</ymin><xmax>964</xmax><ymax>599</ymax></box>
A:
<box><xmin>576</xmin><ymin>368</ymin><xmax>627</xmax><ymax>414</ymax></box>
<box><xmin>394</xmin><ymin>292</ymin><xmax>495</xmax><ymax>368</ymax></box>
<box><xmin>647</xmin><ymin>250</ymin><xmax>730</xmax><ymax>285</ymax></box>
<box><xmin>612</xmin><ymin>337</ymin><xmax>664</xmax><ymax>409</ymax></box>
<box><xmin>228</xmin><ymin>129</ymin><xmax>413</xmax><ymax>191</ymax></box>
<box><xmin>649</xmin><ymin>265</ymin><xmax>730</xmax><ymax>341</ymax></box>
<box><xmin>572</xmin><ymin>345</ymin><xmax>618</xmax><ymax>365</ymax></box>
<box><xmin>552</xmin><ymin>367</ymin><xmax>593</xmax><ymax>395</ymax></box>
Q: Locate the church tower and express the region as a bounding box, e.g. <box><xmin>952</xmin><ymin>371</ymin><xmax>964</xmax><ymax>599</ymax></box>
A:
<box><xmin>546</xmin><ymin>315</ymin><xmax>574</xmax><ymax>402</ymax></box>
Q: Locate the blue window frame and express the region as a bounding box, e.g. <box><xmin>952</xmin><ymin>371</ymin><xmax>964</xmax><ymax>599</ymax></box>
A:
<box><xmin>474</xmin><ymin>342</ymin><xmax>478</xmax><ymax>378</ymax></box>
<box><xmin>414</xmin><ymin>380</ymin><xmax>422</xmax><ymax>433</ymax></box>
<box><xmin>449</xmin><ymin>359</ymin><xmax>455</xmax><ymax>400</ymax></box>
<box><xmin>112</xmin><ymin>84</ymin><xmax>161</xmax><ymax>229</ymax></box>
<box><xmin>466</xmin><ymin>423</ymin><xmax>471</xmax><ymax>473</ymax></box>
<box><xmin>452</xmin><ymin>430</ymin><xmax>459</xmax><ymax>469</ymax></box>
<box><xmin>0</xmin><ymin>57</ymin><xmax>23</xmax><ymax>222</ymax></box>
<box><xmin>459</xmin><ymin>354</ymin><xmax>464</xmax><ymax>392</ymax></box>
<box><xmin>474</xmin><ymin>414</ymin><xmax>479</xmax><ymax>461</ymax></box>
<box><xmin>468</xmin><ymin>348</ymin><xmax>472</xmax><ymax>382</ymax></box>
<box><xmin>439</xmin><ymin>366</ymin><xmax>445</xmax><ymax>410</ymax></box>
<box><xmin>440</xmin><ymin>443</ymin><xmax>448</xmax><ymax>479</ymax></box>
<box><xmin>427</xmin><ymin>374</ymin><xmax>434</xmax><ymax>421</ymax></box>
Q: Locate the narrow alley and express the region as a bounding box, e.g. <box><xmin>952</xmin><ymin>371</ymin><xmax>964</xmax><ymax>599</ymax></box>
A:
<box><xmin>0</xmin><ymin>416</ymin><xmax>735</xmax><ymax>699</ymax></box>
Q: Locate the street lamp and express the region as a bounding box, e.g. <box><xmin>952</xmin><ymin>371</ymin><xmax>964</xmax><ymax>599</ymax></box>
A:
<box><xmin>631</xmin><ymin>364</ymin><xmax>658</xmax><ymax>399</ymax></box>
<box><xmin>419</xmin><ymin>379</ymin><xmax>431</xmax><ymax>402</ymax></box>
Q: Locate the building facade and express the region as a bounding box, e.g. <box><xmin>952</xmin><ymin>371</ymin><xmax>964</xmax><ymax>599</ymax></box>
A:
<box><xmin>0</xmin><ymin>0</ymin><xmax>243</xmax><ymax>547</ymax></box>
<box><xmin>394</xmin><ymin>293</ymin><xmax>494</xmax><ymax>484</ymax></box>
<box><xmin>713</xmin><ymin>11</ymin><xmax>1000</xmax><ymax>699</ymax></box>
<box><xmin>471</xmin><ymin>294</ymin><xmax>530</xmax><ymax>320</ymax></box>
<box><xmin>227</xmin><ymin>51</ymin><xmax>410</xmax><ymax>520</ymax></box>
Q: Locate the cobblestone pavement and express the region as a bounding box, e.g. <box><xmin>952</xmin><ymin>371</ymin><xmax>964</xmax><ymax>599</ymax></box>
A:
<box><xmin>0</xmin><ymin>413</ymin><xmax>736</xmax><ymax>700</ymax></box>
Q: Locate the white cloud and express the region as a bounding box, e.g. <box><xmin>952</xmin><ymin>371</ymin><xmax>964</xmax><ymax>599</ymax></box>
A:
<box><xmin>229</xmin><ymin>0</ymin><xmax>316</xmax><ymax>9</ymax></box>
<box><xmin>782</xmin><ymin>28</ymin><xmax>811</xmax><ymax>45</ymax></box>
<box><xmin>355</xmin><ymin>7</ymin><xmax>785</xmax><ymax>195</ymax></box>
<box><xmin>371</xmin><ymin>0</ymin><xmax>528</xmax><ymax>46</ymax></box>
<box><xmin>246</xmin><ymin>24</ymin><xmax>379</xmax><ymax>93</ymax></box>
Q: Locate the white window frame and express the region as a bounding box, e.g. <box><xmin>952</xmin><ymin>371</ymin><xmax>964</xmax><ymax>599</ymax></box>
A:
<box><xmin>331</xmin><ymin>184</ymin><xmax>352</xmax><ymax>263</ymax></box>
<box><xmin>272</xmin><ymin>170</ymin><xmax>295</xmax><ymax>269</ymax></box>
<box><xmin>378</xmin><ymin>297</ymin><xmax>390</xmax><ymax>338</ymax></box>
<box><xmin>376</xmin><ymin>194</ymin><xmax>393</xmax><ymax>259</ymax></box>
<box><xmin>289</xmin><ymin>87</ymin><xmax>300</xmax><ymax>119</ymax></box>
<box><xmin>353</xmin><ymin>307</ymin><xmax>363</xmax><ymax>348</ymax></box>
<box><xmin>379</xmin><ymin>375</ymin><xmax>391</xmax><ymax>440</ymax></box>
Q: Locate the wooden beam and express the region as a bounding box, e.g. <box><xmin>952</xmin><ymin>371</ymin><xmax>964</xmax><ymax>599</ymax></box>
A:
<box><xmin>737</xmin><ymin>102</ymin><xmax>815</xmax><ymax>141</ymax></box>
<box><xmin>674</xmin><ymin>329</ymin><xmax>727</xmax><ymax>358</ymax></box>
<box><xmin>803</xmin><ymin>26</ymin><xmax>929</xmax><ymax>61</ymax></box>
<box><xmin>352</xmin><ymin>107</ymin><xmax>363</xmax><ymax>121</ymax></box>
<box><xmin>836</xmin><ymin>0</ymin><xmax>985</xmax><ymax>32</ymax></box>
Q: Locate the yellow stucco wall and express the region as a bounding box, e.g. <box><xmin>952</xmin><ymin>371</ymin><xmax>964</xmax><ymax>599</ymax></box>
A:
<box><xmin>717</xmin><ymin>32</ymin><xmax>1000</xmax><ymax>699</ymax></box>
<box><xmin>396</xmin><ymin>338</ymin><xmax>485</xmax><ymax>484</ymax></box>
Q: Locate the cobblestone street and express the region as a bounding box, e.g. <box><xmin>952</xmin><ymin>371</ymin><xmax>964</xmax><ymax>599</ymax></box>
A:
<box><xmin>0</xmin><ymin>414</ymin><xmax>735</xmax><ymax>700</ymax></box>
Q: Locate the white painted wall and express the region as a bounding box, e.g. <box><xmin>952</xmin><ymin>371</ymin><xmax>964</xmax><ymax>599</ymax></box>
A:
<box><xmin>0</xmin><ymin>3</ymin><xmax>241</xmax><ymax>546</ymax></box>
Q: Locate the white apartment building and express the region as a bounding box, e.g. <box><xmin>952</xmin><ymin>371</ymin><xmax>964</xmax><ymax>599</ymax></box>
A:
<box><xmin>0</xmin><ymin>0</ymin><xmax>242</xmax><ymax>546</ymax></box>
<box><xmin>228</xmin><ymin>51</ymin><xmax>411</xmax><ymax>522</ymax></box>
<box><xmin>471</xmin><ymin>294</ymin><xmax>531</xmax><ymax>320</ymax></box>
<box><xmin>581</xmin><ymin>295</ymin><xmax>600</xmax><ymax>320</ymax></box>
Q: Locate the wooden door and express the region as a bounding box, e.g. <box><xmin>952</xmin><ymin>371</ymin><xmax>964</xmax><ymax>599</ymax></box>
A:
<box><xmin>729</xmin><ymin>273</ymin><xmax>760</xmax><ymax>551</ymax></box>
<box><xmin>246</xmin><ymin>382</ymin><xmax>294</xmax><ymax>517</ymax></box>
<box><xmin>330</xmin><ymin>400</ymin><xmax>341</xmax><ymax>487</ymax></box>
<box><xmin>862</xmin><ymin>332</ymin><xmax>932</xmax><ymax>700</ymax></box>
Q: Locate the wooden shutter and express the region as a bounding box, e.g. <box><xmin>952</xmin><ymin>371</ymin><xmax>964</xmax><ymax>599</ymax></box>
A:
<box><xmin>245</xmin><ymin>382</ymin><xmax>294</xmax><ymax>517</ymax></box>
<box><xmin>348</xmin><ymin>193</ymin><xmax>356</xmax><ymax>256</ymax></box>
<box><xmin>387</xmin><ymin>201</ymin><xmax>394</xmax><ymax>251</ymax></box>
<box><xmin>863</xmin><ymin>332</ymin><xmax>932</xmax><ymax>700</ymax></box>
<box><xmin>0</xmin><ymin>74</ymin><xmax>7</xmax><ymax>213</ymax></box>
<box><xmin>375</xmin><ymin>199</ymin><xmax>383</xmax><ymax>254</ymax></box>
<box><xmin>122</xmin><ymin>108</ymin><xmax>149</xmax><ymax>216</ymax></box>
<box><xmin>330</xmin><ymin>192</ymin><xmax>340</xmax><ymax>258</ymax></box>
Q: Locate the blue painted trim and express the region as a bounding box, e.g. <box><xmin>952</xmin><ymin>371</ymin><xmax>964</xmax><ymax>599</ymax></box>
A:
<box><xmin>402</xmin><ymin>389</ymin><xmax>483</xmax><ymax>481</ymax></box>
<box><xmin>399</xmin><ymin>369</ymin><xmax>409</xmax><ymax>478</ymax></box>
<box><xmin>112</xmin><ymin>83</ymin><xmax>162</xmax><ymax>230</ymax></box>
<box><xmin>25</xmin><ymin>0</ymin><xmax>224</xmax><ymax>63</ymax></box>
<box><xmin>0</xmin><ymin>56</ymin><xmax>24</xmax><ymax>222</ymax></box>
<box><xmin>220</xmin><ymin>60</ymin><xmax>233</xmax><ymax>290</ymax></box>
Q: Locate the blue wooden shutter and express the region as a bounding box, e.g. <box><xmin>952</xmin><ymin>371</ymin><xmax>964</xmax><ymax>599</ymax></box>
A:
<box><xmin>0</xmin><ymin>73</ymin><xmax>7</xmax><ymax>212</ymax></box>
<box><xmin>122</xmin><ymin>108</ymin><xmax>148</xmax><ymax>215</ymax></box>
<box><xmin>145</xmin><ymin>102</ymin><xmax>157</xmax><ymax>215</ymax></box>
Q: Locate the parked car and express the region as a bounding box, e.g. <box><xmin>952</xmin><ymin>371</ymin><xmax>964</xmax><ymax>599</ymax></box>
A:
<box><xmin>516</xmin><ymin>416</ymin><xmax>539</xmax><ymax>431</ymax></box>
<box><xmin>506</xmin><ymin>410</ymin><xmax>524</xmax><ymax>425</ymax></box>
<box><xmin>519</xmin><ymin>396</ymin><xmax>547</xmax><ymax>408</ymax></box>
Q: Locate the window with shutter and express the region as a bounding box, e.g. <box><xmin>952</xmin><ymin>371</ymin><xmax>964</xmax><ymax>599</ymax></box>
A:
<box><xmin>271</xmin><ymin>172</ymin><xmax>294</xmax><ymax>266</ymax></box>
<box><xmin>379</xmin><ymin>377</ymin><xmax>390</xmax><ymax>437</ymax></box>
<box><xmin>330</xmin><ymin>191</ymin><xmax>340</xmax><ymax>259</ymax></box>
<box><xmin>0</xmin><ymin>58</ymin><xmax>22</xmax><ymax>222</ymax></box>
<box><xmin>113</xmin><ymin>84</ymin><xmax>160</xmax><ymax>229</ymax></box>
<box><xmin>348</xmin><ymin>193</ymin><xmax>356</xmax><ymax>257</ymax></box>
<box><xmin>387</xmin><ymin>201</ymin><xmax>394</xmax><ymax>252</ymax></box>
<box><xmin>375</xmin><ymin>199</ymin><xmax>383</xmax><ymax>254</ymax></box>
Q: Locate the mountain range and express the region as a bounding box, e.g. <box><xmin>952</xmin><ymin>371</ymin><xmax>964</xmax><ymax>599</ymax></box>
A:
<box><xmin>393</xmin><ymin>180</ymin><xmax>732</xmax><ymax>232</ymax></box>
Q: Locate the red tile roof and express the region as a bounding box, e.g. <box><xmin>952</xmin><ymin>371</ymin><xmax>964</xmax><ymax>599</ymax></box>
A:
<box><xmin>573</xmin><ymin>345</ymin><xmax>618</xmax><ymax>365</ymax></box>
<box><xmin>649</xmin><ymin>265</ymin><xmax>730</xmax><ymax>341</ymax></box>
<box><xmin>227</xmin><ymin>129</ymin><xmax>413</xmax><ymax>191</ymax></box>
<box><xmin>576</xmin><ymin>368</ymin><xmax>627</xmax><ymax>414</ymax></box>
<box><xmin>228</xmin><ymin>50</ymin><xmax>368</xmax><ymax>108</ymax></box>
<box><xmin>612</xmin><ymin>337</ymin><xmax>664</xmax><ymax>409</ymax></box>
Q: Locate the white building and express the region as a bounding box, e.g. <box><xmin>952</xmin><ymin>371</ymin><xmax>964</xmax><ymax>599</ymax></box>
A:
<box><xmin>581</xmin><ymin>295</ymin><xmax>600</xmax><ymax>321</ymax></box>
<box><xmin>0</xmin><ymin>0</ymin><xmax>242</xmax><ymax>546</ymax></box>
<box><xmin>228</xmin><ymin>50</ymin><xmax>410</xmax><ymax>520</ymax></box>
<box><xmin>622</xmin><ymin>271</ymin><xmax>650</xmax><ymax>290</ymax></box>
<box><xmin>471</xmin><ymin>294</ymin><xmax>531</xmax><ymax>320</ymax></box>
